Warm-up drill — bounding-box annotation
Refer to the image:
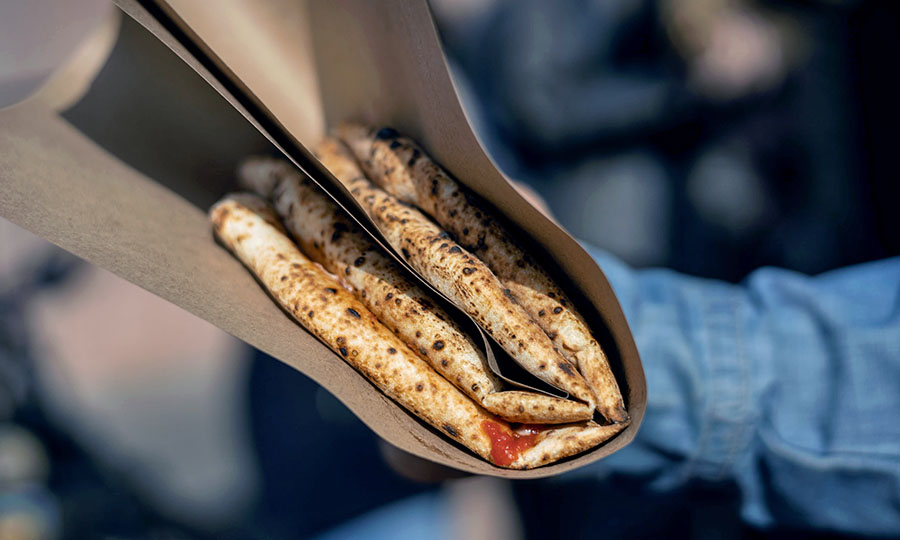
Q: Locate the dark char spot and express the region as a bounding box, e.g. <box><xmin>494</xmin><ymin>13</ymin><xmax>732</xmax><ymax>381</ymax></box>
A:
<box><xmin>354</xmin><ymin>256</ymin><xmax>366</xmax><ymax>267</ymax></box>
<box><xmin>375</xmin><ymin>127</ymin><xmax>398</xmax><ymax>140</ymax></box>
<box><xmin>448</xmin><ymin>246</ymin><xmax>462</xmax><ymax>254</ymax></box>
<box><xmin>443</xmin><ymin>425</ymin><xmax>459</xmax><ymax>437</ymax></box>
<box><xmin>433</xmin><ymin>340</ymin><xmax>445</xmax><ymax>350</ymax></box>
<box><xmin>339</xmin><ymin>347</ymin><xmax>348</xmax><ymax>357</ymax></box>
<box><xmin>347</xmin><ymin>308</ymin><xmax>361</xmax><ymax>318</ymax></box>
<box><xmin>553</xmin><ymin>307</ymin><xmax>563</xmax><ymax>314</ymax></box>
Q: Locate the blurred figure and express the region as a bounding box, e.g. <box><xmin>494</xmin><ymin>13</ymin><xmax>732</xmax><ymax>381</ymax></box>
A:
<box><xmin>435</xmin><ymin>0</ymin><xmax>896</xmax><ymax>281</ymax></box>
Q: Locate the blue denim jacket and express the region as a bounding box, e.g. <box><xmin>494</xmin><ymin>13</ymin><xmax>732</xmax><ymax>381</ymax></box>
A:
<box><xmin>316</xmin><ymin>251</ymin><xmax>900</xmax><ymax>539</ymax></box>
<box><xmin>585</xmin><ymin>247</ymin><xmax>900</xmax><ymax>536</ymax></box>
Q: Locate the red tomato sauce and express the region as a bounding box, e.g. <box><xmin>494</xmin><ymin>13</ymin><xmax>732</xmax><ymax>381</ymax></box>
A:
<box><xmin>481</xmin><ymin>421</ymin><xmax>550</xmax><ymax>467</ymax></box>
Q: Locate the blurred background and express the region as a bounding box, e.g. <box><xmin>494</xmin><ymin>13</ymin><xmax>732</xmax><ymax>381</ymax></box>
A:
<box><xmin>1</xmin><ymin>0</ymin><xmax>898</xmax><ymax>538</ymax></box>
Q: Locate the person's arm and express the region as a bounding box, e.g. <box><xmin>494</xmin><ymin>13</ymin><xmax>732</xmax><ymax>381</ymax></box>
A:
<box><xmin>585</xmin><ymin>246</ymin><xmax>900</xmax><ymax>536</ymax></box>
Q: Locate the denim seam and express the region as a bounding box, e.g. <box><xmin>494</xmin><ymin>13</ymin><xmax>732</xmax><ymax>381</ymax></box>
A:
<box><xmin>758</xmin><ymin>423</ymin><xmax>900</xmax><ymax>474</ymax></box>
<box><xmin>720</xmin><ymin>287</ymin><xmax>753</xmax><ymax>479</ymax></box>
<box><xmin>681</xmin><ymin>281</ymin><xmax>713</xmax><ymax>482</ymax></box>
<box><xmin>686</xmin><ymin>284</ymin><xmax>754</xmax><ymax>481</ymax></box>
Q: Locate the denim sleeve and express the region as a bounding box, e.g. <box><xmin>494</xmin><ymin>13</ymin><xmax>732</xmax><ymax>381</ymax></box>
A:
<box><xmin>582</xmin><ymin>246</ymin><xmax>900</xmax><ymax>536</ymax></box>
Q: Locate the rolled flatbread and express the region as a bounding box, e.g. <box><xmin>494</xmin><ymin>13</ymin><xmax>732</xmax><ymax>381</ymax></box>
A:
<box><xmin>239</xmin><ymin>155</ymin><xmax>593</xmax><ymax>424</ymax></box>
<box><xmin>209</xmin><ymin>192</ymin><xmax>626</xmax><ymax>468</ymax></box>
<box><xmin>338</xmin><ymin>124</ymin><xmax>627</xmax><ymax>423</ymax></box>
<box><xmin>312</xmin><ymin>139</ymin><xmax>599</xmax><ymax>411</ymax></box>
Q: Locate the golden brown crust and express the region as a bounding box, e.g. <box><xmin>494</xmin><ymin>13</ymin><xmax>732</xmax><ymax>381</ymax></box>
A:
<box><xmin>239</xmin><ymin>157</ymin><xmax>502</xmax><ymax>405</ymax></box>
<box><xmin>316</xmin><ymin>139</ymin><xmax>598</xmax><ymax>411</ymax></box>
<box><xmin>513</xmin><ymin>419</ymin><xmax>628</xmax><ymax>469</ymax></box>
<box><xmin>209</xmin><ymin>192</ymin><xmax>617</xmax><ymax>468</ymax></box>
<box><xmin>338</xmin><ymin>124</ymin><xmax>627</xmax><ymax>423</ymax></box>
<box><xmin>242</xmin><ymin>154</ymin><xmax>593</xmax><ymax>424</ymax></box>
<box><xmin>482</xmin><ymin>391</ymin><xmax>593</xmax><ymax>425</ymax></box>
<box><xmin>210</xmin><ymin>193</ymin><xmax>497</xmax><ymax>460</ymax></box>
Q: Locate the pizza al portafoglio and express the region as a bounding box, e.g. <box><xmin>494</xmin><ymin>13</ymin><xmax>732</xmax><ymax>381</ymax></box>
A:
<box><xmin>210</xmin><ymin>127</ymin><xmax>627</xmax><ymax>468</ymax></box>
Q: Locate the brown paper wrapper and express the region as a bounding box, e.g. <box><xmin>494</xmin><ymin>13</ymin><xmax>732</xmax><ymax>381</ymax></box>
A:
<box><xmin>0</xmin><ymin>0</ymin><xmax>645</xmax><ymax>477</ymax></box>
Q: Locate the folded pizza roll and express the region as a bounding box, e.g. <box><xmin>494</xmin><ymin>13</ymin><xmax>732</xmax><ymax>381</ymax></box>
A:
<box><xmin>313</xmin><ymin>138</ymin><xmax>600</xmax><ymax>411</ymax></box>
<box><xmin>238</xmin><ymin>156</ymin><xmax>593</xmax><ymax>424</ymax></box>
<box><xmin>337</xmin><ymin>124</ymin><xmax>627</xmax><ymax>423</ymax></box>
<box><xmin>209</xmin><ymin>192</ymin><xmax>626</xmax><ymax>468</ymax></box>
